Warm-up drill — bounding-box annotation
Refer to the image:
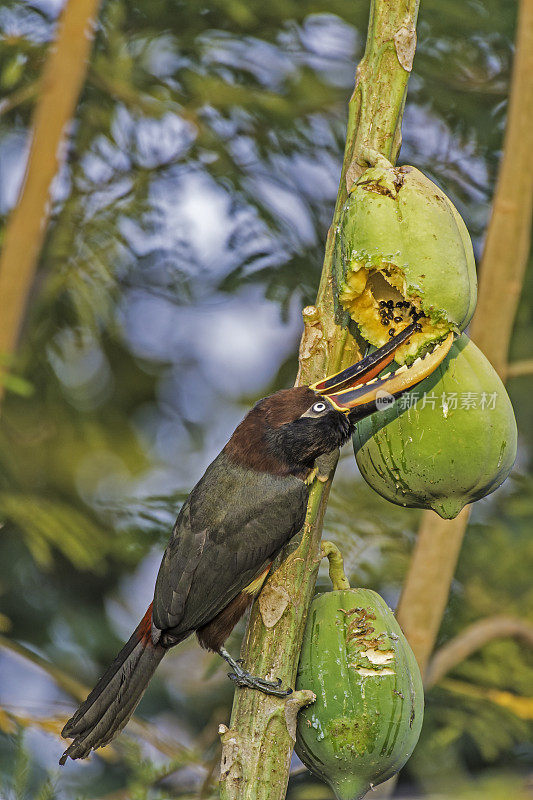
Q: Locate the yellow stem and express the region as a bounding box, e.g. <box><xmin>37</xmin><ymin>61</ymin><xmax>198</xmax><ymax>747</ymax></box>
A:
<box><xmin>321</xmin><ymin>541</ymin><xmax>351</xmax><ymax>590</ymax></box>
<box><xmin>0</xmin><ymin>0</ymin><xmax>101</xmax><ymax>405</ymax></box>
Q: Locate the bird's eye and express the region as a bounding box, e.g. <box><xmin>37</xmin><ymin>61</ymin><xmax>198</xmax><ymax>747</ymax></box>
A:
<box><xmin>312</xmin><ymin>401</ymin><xmax>327</xmax><ymax>413</ymax></box>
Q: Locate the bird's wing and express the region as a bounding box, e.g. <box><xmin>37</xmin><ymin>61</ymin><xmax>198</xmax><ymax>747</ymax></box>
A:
<box><xmin>152</xmin><ymin>453</ymin><xmax>308</xmax><ymax>635</ymax></box>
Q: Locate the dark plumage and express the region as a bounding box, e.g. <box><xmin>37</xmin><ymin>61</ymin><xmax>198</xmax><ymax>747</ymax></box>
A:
<box><xmin>60</xmin><ymin>325</ymin><xmax>441</xmax><ymax>765</ymax></box>
<box><xmin>60</xmin><ymin>387</ymin><xmax>352</xmax><ymax>764</ymax></box>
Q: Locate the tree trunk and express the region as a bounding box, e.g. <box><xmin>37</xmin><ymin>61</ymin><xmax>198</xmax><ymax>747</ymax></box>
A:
<box><xmin>219</xmin><ymin>2</ymin><xmax>420</xmax><ymax>798</ymax></box>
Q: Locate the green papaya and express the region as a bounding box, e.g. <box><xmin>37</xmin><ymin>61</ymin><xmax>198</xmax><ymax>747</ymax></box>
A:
<box><xmin>353</xmin><ymin>335</ymin><xmax>517</xmax><ymax>519</ymax></box>
<box><xmin>295</xmin><ymin>588</ymin><xmax>423</xmax><ymax>800</ymax></box>
<box><xmin>335</xmin><ymin>162</ymin><xmax>477</xmax><ymax>364</ymax></box>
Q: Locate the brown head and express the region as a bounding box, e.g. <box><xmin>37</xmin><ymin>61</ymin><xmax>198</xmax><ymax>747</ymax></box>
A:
<box><xmin>224</xmin><ymin>323</ymin><xmax>454</xmax><ymax>479</ymax></box>
<box><xmin>224</xmin><ymin>386</ymin><xmax>352</xmax><ymax>478</ymax></box>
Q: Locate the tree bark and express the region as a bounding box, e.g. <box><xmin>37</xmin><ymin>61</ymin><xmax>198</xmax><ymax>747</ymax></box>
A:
<box><xmin>397</xmin><ymin>0</ymin><xmax>533</xmax><ymax>676</ymax></box>
<box><xmin>0</xmin><ymin>0</ymin><xmax>101</xmax><ymax>405</ymax></box>
<box><xmin>219</xmin><ymin>2</ymin><xmax>420</xmax><ymax>798</ymax></box>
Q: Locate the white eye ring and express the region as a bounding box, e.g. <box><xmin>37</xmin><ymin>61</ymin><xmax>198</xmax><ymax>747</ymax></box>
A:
<box><xmin>312</xmin><ymin>401</ymin><xmax>327</xmax><ymax>413</ymax></box>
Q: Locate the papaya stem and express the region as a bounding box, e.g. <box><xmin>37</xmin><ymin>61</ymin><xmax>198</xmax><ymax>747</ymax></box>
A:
<box><xmin>321</xmin><ymin>542</ymin><xmax>351</xmax><ymax>590</ymax></box>
<box><xmin>220</xmin><ymin>0</ymin><xmax>420</xmax><ymax>797</ymax></box>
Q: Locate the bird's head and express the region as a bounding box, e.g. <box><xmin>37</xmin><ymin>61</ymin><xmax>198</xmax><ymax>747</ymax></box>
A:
<box><xmin>225</xmin><ymin>323</ymin><xmax>453</xmax><ymax>479</ymax></box>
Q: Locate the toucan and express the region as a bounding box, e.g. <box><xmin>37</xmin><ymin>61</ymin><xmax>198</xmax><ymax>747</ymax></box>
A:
<box><xmin>60</xmin><ymin>323</ymin><xmax>452</xmax><ymax>764</ymax></box>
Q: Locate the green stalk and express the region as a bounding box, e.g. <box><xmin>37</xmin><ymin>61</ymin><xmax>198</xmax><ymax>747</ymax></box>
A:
<box><xmin>321</xmin><ymin>541</ymin><xmax>351</xmax><ymax>590</ymax></box>
<box><xmin>219</xmin><ymin>2</ymin><xmax>420</xmax><ymax>798</ymax></box>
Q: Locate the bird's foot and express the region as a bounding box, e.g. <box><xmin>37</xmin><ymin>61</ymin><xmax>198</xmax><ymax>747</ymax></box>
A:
<box><xmin>228</xmin><ymin>669</ymin><xmax>292</xmax><ymax>697</ymax></box>
<box><xmin>219</xmin><ymin>648</ymin><xmax>292</xmax><ymax>697</ymax></box>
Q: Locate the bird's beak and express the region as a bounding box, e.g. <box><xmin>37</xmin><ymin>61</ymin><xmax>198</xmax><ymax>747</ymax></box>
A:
<box><xmin>310</xmin><ymin>322</ymin><xmax>454</xmax><ymax>418</ymax></box>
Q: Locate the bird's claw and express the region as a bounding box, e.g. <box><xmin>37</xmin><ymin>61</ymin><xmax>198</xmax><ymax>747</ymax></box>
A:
<box><xmin>219</xmin><ymin>647</ymin><xmax>292</xmax><ymax>696</ymax></box>
<box><xmin>227</xmin><ymin>671</ymin><xmax>292</xmax><ymax>697</ymax></box>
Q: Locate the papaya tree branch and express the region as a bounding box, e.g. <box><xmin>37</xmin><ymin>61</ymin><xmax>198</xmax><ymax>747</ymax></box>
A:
<box><xmin>425</xmin><ymin>616</ymin><xmax>533</xmax><ymax>689</ymax></box>
<box><xmin>506</xmin><ymin>359</ymin><xmax>533</xmax><ymax>379</ymax></box>
<box><xmin>0</xmin><ymin>0</ymin><xmax>101</xmax><ymax>406</ymax></box>
<box><xmin>397</xmin><ymin>0</ymin><xmax>533</xmax><ymax>676</ymax></box>
<box><xmin>219</xmin><ymin>2</ymin><xmax>420</xmax><ymax>798</ymax></box>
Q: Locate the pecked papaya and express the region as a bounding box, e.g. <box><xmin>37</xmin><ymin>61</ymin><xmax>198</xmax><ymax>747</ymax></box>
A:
<box><xmin>335</xmin><ymin>161</ymin><xmax>477</xmax><ymax>364</ymax></box>
<box><xmin>295</xmin><ymin>587</ymin><xmax>423</xmax><ymax>800</ymax></box>
<box><xmin>353</xmin><ymin>335</ymin><xmax>517</xmax><ymax>519</ymax></box>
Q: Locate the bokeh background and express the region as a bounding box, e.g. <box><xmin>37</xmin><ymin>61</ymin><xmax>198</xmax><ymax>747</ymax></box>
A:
<box><xmin>0</xmin><ymin>0</ymin><xmax>532</xmax><ymax>798</ymax></box>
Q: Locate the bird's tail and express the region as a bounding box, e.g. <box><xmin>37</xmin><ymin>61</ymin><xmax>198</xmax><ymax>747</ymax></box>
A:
<box><xmin>60</xmin><ymin>603</ymin><xmax>166</xmax><ymax>764</ymax></box>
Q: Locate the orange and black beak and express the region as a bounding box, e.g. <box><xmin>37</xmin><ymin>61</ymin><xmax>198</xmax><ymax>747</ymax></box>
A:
<box><xmin>311</xmin><ymin>322</ymin><xmax>454</xmax><ymax>418</ymax></box>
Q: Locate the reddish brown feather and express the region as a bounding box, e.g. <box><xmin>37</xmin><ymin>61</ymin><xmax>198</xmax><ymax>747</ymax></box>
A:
<box><xmin>224</xmin><ymin>387</ymin><xmax>317</xmax><ymax>476</ymax></box>
<box><xmin>196</xmin><ymin>592</ymin><xmax>254</xmax><ymax>652</ymax></box>
<box><xmin>137</xmin><ymin>602</ymin><xmax>154</xmax><ymax>644</ymax></box>
<box><xmin>263</xmin><ymin>387</ymin><xmax>318</xmax><ymax>427</ymax></box>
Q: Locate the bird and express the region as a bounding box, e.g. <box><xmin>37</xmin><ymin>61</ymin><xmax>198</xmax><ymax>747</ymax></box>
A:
<box><xmin>60</xmin><ymin>323</ymin><xmax>452</xmax><ymax>764</ymax></box>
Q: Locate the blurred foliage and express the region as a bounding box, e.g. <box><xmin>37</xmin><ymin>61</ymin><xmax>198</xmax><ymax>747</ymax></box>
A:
<box><xmin>0</xmin><ymin>0</ymin><xmax>531</xmax><ymax>797</ymax></box>
<box><xmin>1</xmin><ymin>731</ymin><xmax>59</xmax><ymax>800</ymax></box>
